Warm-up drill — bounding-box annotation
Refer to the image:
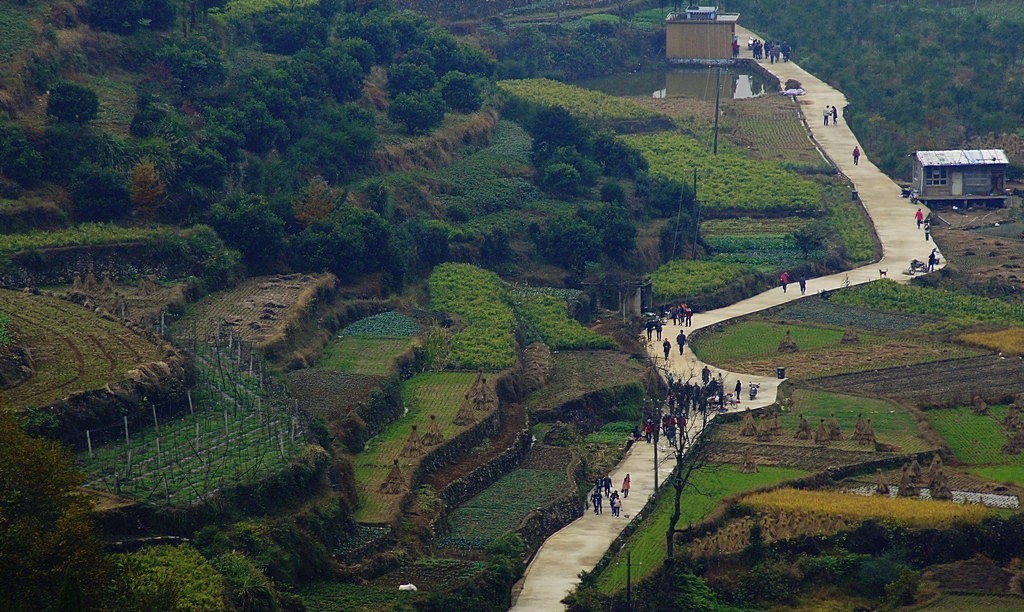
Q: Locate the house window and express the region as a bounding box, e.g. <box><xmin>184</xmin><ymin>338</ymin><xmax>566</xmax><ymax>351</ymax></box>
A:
<box><xmin>925</xmin><ymin>167</ymin><xmax>947</xmax><ymax>186</ymax></box>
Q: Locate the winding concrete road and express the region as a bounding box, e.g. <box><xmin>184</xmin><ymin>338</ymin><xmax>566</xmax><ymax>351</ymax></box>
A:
<box><xmin>510</xmin><ymin>28</ymin><xmax>941</xmax><ymax>611</ymax></box>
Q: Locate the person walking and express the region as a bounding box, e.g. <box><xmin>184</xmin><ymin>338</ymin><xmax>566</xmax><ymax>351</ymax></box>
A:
<box><xmin>663</xmin><ymin>339</ymin><xmax>671</xmax><ymax>361</ymax></box>
<box><xmin>915</xmin><ymin>208</ymin><xmax>924</xmax><ymax>228</ymax></box>
<box><xmin>735</xmin><ymin>379</ymin><xmax>742</xmax><ymax>400</ymax></box>
<box><xmin>924</xmin><ymin>220</ymin><xmax>931</xmax><ymax>241</ymax></box>
<box><xmin>799</xmin><ymin>276</ymin><xmax>807</xmax><ymax>295</ymax></box>
<box><xmin>823</xmin><ymin>106</ymin><xmax>831</xmax><ymax>126</ymax></box>
<box><xmin>684</xmin><ymin>305</ymin><xmax>693</xmax><ymax>326</ymax></box>
<box><xmin>831</xmin><ymin>105</ymin><xmax>838</xmax><ymax>125</ymax></box>
<box><xmin>852</xmin><ymin>146</ymin><xmax>861</xmax><ymax>166</ymax></box>
<box><xmin>779</xmin><ymin>270</ymin><xmax>790</xmax><ymax>293</ymax></box>
<box><xmin>701</xmin><ymin>365</ymin><xmax>711</xmax><ymax>386</ymax></box>
<box><xmin>676</xmin><ymin>330</ymin><xmax>686</xmax><ymax>354</ymax></box>
<box><xmin>655</xmin><ymin>320</ymin><xmax>663</xmax><ymax>341</ymax></box>
<box><xmin>622</xmin><ymin>474</ymin><xmax>631</xmax><ymax>498</ymax></box>
<box><xmin>590</xmin><ymin>488</ymin><xmax>603</xmax><ymax>515</ymax></box>
<box><xmin>927</xmin><ymin>249</ymin><xmax>937</xmax><ymax>272</ymax></box>
<box><xmin>603</xmin><ymin>474</ymin><xmax>612</xmax><ymax>497</ymax></box>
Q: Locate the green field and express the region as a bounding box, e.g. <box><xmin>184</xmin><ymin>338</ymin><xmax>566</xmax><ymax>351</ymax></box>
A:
<box><xmin>692</xmin><ymin>320</ymin><xmax>882</xmax><ymax>364</ymax></box>
<box><xmin>439</xmin><ymin>468</ymin><xmax>568</xmax><ymax>549</ymax></box>
<box><xmin>0</xmin><ymin>224</ymin><xmax>179</xmax><ymax>256</ymax></box>
<box><xmin>353</xmin><ymin>372</ymin><xmax>482</xmax><ymax>524</ymax></box>
<box><xmin>428</xmin><ymin>264</ymin><xmax>517</xmax><ymax>371</ymax></box>
<box><xmin>318</xmin><ymin>337</ymin><xmax>414</xmax><ymax>376</ymax></box>
<box><xmin>622</xmin><ymin>132</ymin><xmax>822</xmax><ymax>214</ymax></box>
<box><xmin>526</xmin><ymin>352</ymin><xmax>646</xmax><ymax>416</ymax></box>
<box><xmin>596</xmin><ymin>464</ymin><xmax>808</xmax><ymax>593</ymax></box>
<box><xmin>706</xmin><ymin>234</ymin><xmax>815</xmax><ymax>271</ymax></box>
<box><xmin>751</xmin><ymin>389</ymin><xmax>931</xmax><ymax>453</ymax></box>
<box><xmin>650</xmin><ymin>259</ymin><xmax>753</xmax><ymax>302</ymax></box>
<box><xmin>926</xmin><ymin>406</ymin><xmax>1023</xmax><ymax>466</ymax></box>
<box><xmin>831</xmin><ymin>280</ymin><xmax>1024</xmax><ymax>326</ymax></box>
<box><xmin>0</xmin><ymin>290</ymin><xmax>167</xmax><ymax>412</ymax></box>
<box><xmin>498</xmin><ymin>78</ymin><xmax>660</xmax><ymax>123</ymax></box>
<box><xmin>300</xmin><ymin>582</ymin><xmax>416</xmax><ymax>612</ymax></box>
<box><xmin>971</xmin><ymin>465</ymin><xmax>1024</xmax><ymax>486</ymax></box>
<box><xmin>512</xmin><ymin>290</ymin><xmax>616</xmax><ymax>350</ymax></box>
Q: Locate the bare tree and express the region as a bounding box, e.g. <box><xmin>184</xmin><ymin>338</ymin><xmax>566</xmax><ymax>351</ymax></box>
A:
<box><xmin>664</xmin><ymin>380</ymin><xmax>719</xmax><ymax>560</ymax></box>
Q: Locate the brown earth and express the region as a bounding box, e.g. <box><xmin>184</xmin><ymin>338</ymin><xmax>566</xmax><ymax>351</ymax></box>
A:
<box><xmin>712</xmin><ymin>440</ymin><xmax>908</xmax><ymax>472</ymax></box>
<box><xmin>931</xmin><ymin>221</ymin><xmax>1024</xmax><ymax>298</ymax></box>
<box><xmin>806</xmin><ymin>354</ymin><xmax>1024</xmax><ymax>407</ymax></box>
<box><xmin>923</xmin><ymin>555</ymin><xmax>1017</xmax><ymax>594</ymax></box>
<box><xmin>718</xmin><ymin>340</ymin><xmax>980</xmax><ymax>380</ymax></box>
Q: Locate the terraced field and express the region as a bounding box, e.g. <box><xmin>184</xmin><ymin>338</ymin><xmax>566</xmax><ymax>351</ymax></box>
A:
<box><xmin>0</xmin><ymin>289</ymin><xmax>167</xmax><ymax>411</ymax></box>
<box><xmin>353</xmin><ymin>371</ymin><xmax>486</xmax><ymax>524</ymax></box>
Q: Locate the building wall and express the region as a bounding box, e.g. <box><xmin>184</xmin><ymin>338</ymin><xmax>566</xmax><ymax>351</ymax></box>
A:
<box><xmin>666</xmin><ymin>22</ymin><xmax>735</xmax><ymax>60</ymax></box>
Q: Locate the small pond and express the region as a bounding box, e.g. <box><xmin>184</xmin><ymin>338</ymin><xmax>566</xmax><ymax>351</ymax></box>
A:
<box><xmin>575</xmin><ymin>66</ymin><xmax>774</xmax><ymax>101</ymax></box>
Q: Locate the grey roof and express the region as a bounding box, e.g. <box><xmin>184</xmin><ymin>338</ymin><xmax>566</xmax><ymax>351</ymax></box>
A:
<box><xmin>915</xmin><ymin>149</ymin><xmax>1008</xmax><ymax>166</ymax></box>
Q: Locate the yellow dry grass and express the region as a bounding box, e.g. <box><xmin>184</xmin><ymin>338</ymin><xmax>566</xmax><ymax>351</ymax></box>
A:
<box><xmin>372</xmin><ymin>108</ymin><xmax>499</xmax><ymax>173</ymax></box>
<box><xmin>743</xmin><ymin>488</ymin><xmax>988</xmax><ymax>529</ymax></box>
<box><xmin>959</xmin><ymin>327</ymin><xmax>1024</xmax><ymax>356</ymax></box>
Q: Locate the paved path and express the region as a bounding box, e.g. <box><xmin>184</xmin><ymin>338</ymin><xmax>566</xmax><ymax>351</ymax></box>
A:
<box><xmin>510</xmin><ymin>29</ymin><xmax>941</xmax><ymax>611</ymax></box>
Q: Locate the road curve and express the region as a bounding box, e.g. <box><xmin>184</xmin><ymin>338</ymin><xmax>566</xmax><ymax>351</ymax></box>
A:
<box><xmin>510</xmin><ymin>27</ymin><xmax>940</xmax><ymax>611</ymax></box>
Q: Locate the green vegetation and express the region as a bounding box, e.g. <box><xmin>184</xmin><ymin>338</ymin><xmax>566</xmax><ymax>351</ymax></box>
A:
<box><xmin>213</xmin><ymin>0</ymin><xmax>321</xmax><ymax>21</ymax></box>
<box><xmin>831</xmin><ymin>280</ymin><xmax>1024</xmax><ymax>326</ymax></box>
<box><xmin>498</xmin><ymin>78</ymin><xmax>659</xmax><ymax>123</ymax></box>
<box><xmin>692</xmin><ymin>321</ymin><xmax>882</xmax><ymax>363</ymax></box>
<box><xmin>0</xmin><ymin>5</ymin><xmax>33</xmax><ymax>63</ymax></box>
<box><xmin>78</xmin><ymin>341</ymin><xmax>306</xmax><ymax>506</ymax></box>
<box><xmin>341</xmin><ymin>311</ymin><xmax>419</xmax><ymax>338</ymax></box>
<box><xmin>0</xmin><ymin>312</ymin><xmax>10</xmax><ymax>346</ymax></box>
<box><xmin>429</xmin><ymin>263</ymin><xmax>517</xmax><ymax>371</ymax></box>
<box><xmin>925</xmin><ymin>406</ymin><xmax>1023</xmax><ymax>466</ymax></box>
<box><xmin>707</xmin><ymin>234</ymin><xmax>813</xmax><ymax>271</ymax></box>
<box><xmin>513</xmin><ymin>291</ymin><xmax>615</xmax><ymax>350</ymax></box>
<box><xmin>440</xmin><ymin>468</ymin><xmax>568</xmax><ymax>549</ymax></box>
<box><xmin>0</xmin><ymin>290</ymin><xmax>167</xmax><ymax>413</ymax></box>
<box><xmin>318</xmin><ymin>337</ymin><xmax>414</xmax><ymax>377</ymax></box>
<box><xmin>353</xmin><ymin>372</ymin><xmax>480</xmax><ymax>523</ymax></box>
<box><xmin>527</xmin><ymin>352</ymin><xmax>646</xmax><ymax>416</ymax></box>
<box><xmin>782</xmin><ymin>389</ymin><xmax>930</xmax><ymax>453</ymax></box>
<box><xmin>823</xmin><ymin>180</ymin><xmax>877</xmax><ymax>263</ymax></box>
<box><xmin>301</xmin><ymin>582</ymin><xmax>416</xmax><ymax>612</ymax></box>
<box><xmin>623</xmin><ymin>132</ymin><xmax>821</xmax><ymax>213</ymax></box>
<box><xmin>770</xmin><ymin>298</ymin><xmax>935</xmax><ymax>332</ymax></box>
<box><xmin>650</xmin><ymin>259</ymin><xmax>753</xmax><ymax>301</ymax></box>
<box><xmin>585</xmin><ymin>421</ymin><xmax>635</xmax><ymax>446</ymax></box>
<box><xmin>971</xmin><ymin>465</ymin><xmax>1024</xmax><ymax>487</ymax></box>
<box><xmin>0</xmin><ymin>224</ymin><xmax>179</xmax><ymax>256</ymax></box>
<box><xmin>596</xmin><ymin>465</ymin><xmax>808</xmax><ymax>593</ymax></box>
<box><xmin>111</xmin><ymin>544</ymin><xmax>225</xmax><ymax>611</ymax></box>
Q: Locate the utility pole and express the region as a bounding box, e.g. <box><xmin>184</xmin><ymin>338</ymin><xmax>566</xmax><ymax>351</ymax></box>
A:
<box><xmin>713</xmin><ymin>67</ymin><xmax>721</xmax><ymax>155</ymax></box>
<box><xmin>691</xmin><ymin>168</ymin><xmax>701</xmax><ymax>260</ymax></box>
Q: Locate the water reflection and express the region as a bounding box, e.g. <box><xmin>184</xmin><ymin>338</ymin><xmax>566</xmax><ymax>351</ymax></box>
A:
<box><xmin>576</xmin><ymin>68</ymin><xmax>771</xmax><ymax>101</ymax></box>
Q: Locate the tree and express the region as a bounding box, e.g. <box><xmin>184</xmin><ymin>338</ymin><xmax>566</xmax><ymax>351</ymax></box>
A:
<box><xmin>537</xmin><ymin>214</ymin><xmax>600</xmax><ymax>274</ymax></box>
<box><xmin>46</xmin><ymin>83</ymin><xmax>100</xmax><ymax>124</ymax></box>
<box><xmin>439</xmin><ymin>71</ymin><xmax>483</xmax><ymax>113</ymax></box>
<box><xmin>387</xmin><ymin>62</ymin><xmax>437</xmax><ymax>96</ymax></box>
<box><xmin>664</xmin><ymin>380</ymin><xmax>717</xmax><ymax>562</ymax></box>
<box><xmin>293</xmin><ymin>176</ymin><xmax>342</xmax><ymax>227</ymax></box>
<box><xmin>0</xmin><ymin>411</ymin><xmax>108</xmax><ymax>609</ymax></box>
<box><xmin>388</xmin><ymin>90</ymin><xmax>445</xmax><ymax>135</ymax></box>
<box><xmin>0</xmin><ymin>123</ymin><xmax>43</xmax><ymax>186</ymax></box>
<box><xmin>130</xmin><ymin>160</ymin><xmax>168</xmax><ymax>219</ymax></box>
<box><xmin>209</xmin><ymin>194</ymin><xmax>285</xmax><ymax>269</ymax></box>
<box><xmin>71</xmin><ymin>162</ymin><xmax>131</xmax><ymax>221</ymax></box>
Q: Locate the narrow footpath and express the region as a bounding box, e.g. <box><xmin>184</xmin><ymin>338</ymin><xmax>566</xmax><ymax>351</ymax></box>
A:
<box><xmin>510</xmin><ymin>29</ymin><xmax>942</xmax><ymax>611</ymax></box>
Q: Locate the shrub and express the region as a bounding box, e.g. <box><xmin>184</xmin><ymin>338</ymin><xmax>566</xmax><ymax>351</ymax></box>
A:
<box><xmin>47</xmin><ymin>83</ymin><xmax>99</xmax><ymax>124</ymax></box>
<box><xmin>71</xmin><ymin>163</ymin><xmax>131</xmax><ymax>221</ymax></box>
<box><xmin>389</xmin><ymin>90</ymin><xmax>445</xmax><ymax>134</ymax></box>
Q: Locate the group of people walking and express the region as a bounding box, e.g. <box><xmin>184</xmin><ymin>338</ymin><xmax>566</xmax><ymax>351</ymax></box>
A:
<box><xmin>590</xmin><ymin>473</ymin><xmax>631</xmax><ymax>517</ymax></box>
<box><xmin>750</xmin><ymin>39</ymin><xmax>790</xmax><ymax>63</ymax></box>
<box><xmin>778</xmin><ymin>271</ymin><xmax>807</xmax><ymax>294</ymax></box>
<box><xmin>822</xmin><ymin>105</ymin><xmax>839</xmax><ymax>126</ymax></box>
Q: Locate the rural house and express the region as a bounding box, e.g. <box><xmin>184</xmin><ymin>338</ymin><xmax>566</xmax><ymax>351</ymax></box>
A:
<box><xmin>911</xmin><ymin>149</ymin><xmax>1008</xmax><ymax>208</ymax></box>
<box><xmin>666</xmin><ymin>6</ymin><xmax>740</xmax><ymax>61</ymax></box>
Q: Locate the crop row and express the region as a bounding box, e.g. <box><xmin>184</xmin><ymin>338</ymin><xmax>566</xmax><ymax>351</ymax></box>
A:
<box><xmin>0</xmin><ymin>223</ymin><xmax>178</xmax><ymax>256</ymax></box>
<box><xmin>439</xmin><ymin>468</ymin><xmax>568</xmax><ymax>549</ymax></box>
<box><xmin>692</xmin><ymin>320</ymin><xmax>885</xmax><ymax>363</ymax></box>
<box><xmin>706</xmin><ymin>234</ymin><xmax>814</xmax><ymax>271</ymax></box>
<box><xmin>317</xmin><ymin>337</ymin><xmax>414</xmax><ymax>377</ymax></box>
<box><xmin>650</xmin><ymin>259</ymin><xmax>753</xmax><ymax>302</ymax></box>
<box><xmin>742</xmin><ymin>488</ymin><xmax>988</xmax><ymax>528</ymax></box>
<box><xmin>822</xmin><ymin>180</ymin><xmax>877</xmax><ymax>263</ymax></box>
<box><xmin>830</xmin><ymin>280</ymin><xmax>1024</xmax><ymax>326</ymax></box>
<box><xmin>428</xmin><ymin>263</ymin><xmax>517</xmax><ymax>371</ymax></box>
<box><xmin>770</xmin><ymin>298</ymin><xmax>935</xmax><ymax>332</ymax></box>
<box><xmin>498</xmin><ymin>78</ymin><xmax>660</xmax><ymax>122</ymax></box>
<box><xmin>513</xmin><ymin>292</ymin><xmax>615</xmax><ymax>350</ymax></box>
<box><xmin>342</xmin><ymin>311</ymin><xmax>419</xmax><ymax>338</ymax></box>
<box><xmin>353</xmin><ymin>371</ymin><xmax>481</xmax><ymax>524</ymax></box>
<box><xmin>925</xmin><ymin>406</ymin><xmax>1024</xmax><ymax>467</ymax></box>
<box><xmin>622</xmin><ymin>132</ymin><xmax>822</xmax><ymax>213</ymax></box>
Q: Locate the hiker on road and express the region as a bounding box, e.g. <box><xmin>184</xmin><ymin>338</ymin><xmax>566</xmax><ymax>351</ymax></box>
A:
<box><xmin>853</xmin><ymin>146</ymin><xmax>861</xmax><ymax>165</ymax></box>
